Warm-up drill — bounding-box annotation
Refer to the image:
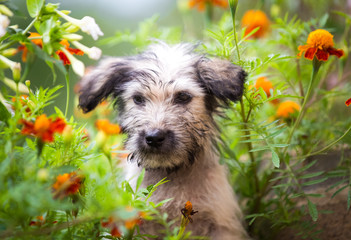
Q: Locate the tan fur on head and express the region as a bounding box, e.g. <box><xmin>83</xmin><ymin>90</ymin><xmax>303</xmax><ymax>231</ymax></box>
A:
<box><xmin>78</xmin><ymin>42</ymin><xmax>249</xmax><ymax>239</ymax></box>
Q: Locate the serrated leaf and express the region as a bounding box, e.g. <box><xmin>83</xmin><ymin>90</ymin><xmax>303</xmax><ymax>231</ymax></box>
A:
<box><xmin>272</xmin><ymin>151</ymin><xmax>280</xmax><ymax>168</ymax></box>
<box><xmin>307</xmin><ymin>199</ymin><xmax>318</xmax><ymax>221</ymax></box>
<box><xmin>27</xmin><ymin>0</ymin><xmax>44</xmax><ymax>17</ymax></box>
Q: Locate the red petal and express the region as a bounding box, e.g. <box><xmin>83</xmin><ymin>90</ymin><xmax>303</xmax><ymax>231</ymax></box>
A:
<box><xmin>304</xmin><ymin>47</ymin><xmax>317</xmax><ymax>60</ymax></box>
<box><xmin>57</xmin><ymin>51</ymin><xmax>71</xmax><ymax>65</ymax></box>
<box><xmin>50</xmin><ymin>118</ymin><xmax>66</xmax><ymax>133</ymax></box>
<box><xmin>316</xmin><ymin>49</ymin><xmax>329</xmax><ymax>61</ymax></box>
<box><xmin>328</xmin><ymin>48</ymin><xmax>344</xmax><ymax>58</ymax></box>
<box><xmin>346</xmin><ymin>98</ymin><xmax>351</xmax><ymax>106</ymax></box>
<box><xmin>67</xmin><ymin>48</ymin><xmax>84</xmax><ymax>56</ymax></box>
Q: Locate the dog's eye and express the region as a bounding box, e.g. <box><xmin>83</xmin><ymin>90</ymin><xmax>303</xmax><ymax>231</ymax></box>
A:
<box><xmin>174</xmin><ymin>92</ymin><xmax>193</xmax><ymax>105</ymax></box>
<box><xmin>133</xmin><ymin>95</ymin><xmax>145</xmax><ymax>105</ymax></box>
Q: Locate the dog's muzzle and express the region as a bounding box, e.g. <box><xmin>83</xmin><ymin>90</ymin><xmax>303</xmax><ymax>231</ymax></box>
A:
<box><xmin>139</xmin><ymin>128</ymin><xmax>175</xmax><ymax>153</ymax></box>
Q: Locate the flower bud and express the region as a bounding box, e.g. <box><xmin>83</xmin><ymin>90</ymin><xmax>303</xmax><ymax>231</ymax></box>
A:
<box><xmin>25</xmin><ymin>80</ymin><xmax>31</xmax><ymax>88</ymax></box>
<box><xmin>0</xmin><ymin>5</ymin><xmax>13</xmax><ymax>16</ymax></box>
<box><xmin>37</xmin><ymin>168</ymin><xmax>49</xmax><ymax>182</ymax></box>
<box><xmin>62</xmin><ymin>33</ymin><xmax>83</xmax><ymax>41</ymax></box>
<box><xmin>62</xmin><ymin>125</ymin><xmax>74</xmax><ymax>144</ymax></box>
<box><xmin>96</xmin><ymin>130</ymin><xmax>108</xmax><ymax>149</ymax></box>
<box><xmin>2</xmin><ymin>48</ymin><xmax>18</xmax><ymax>57</ymax></box>
<box><xmin>12</xmin><ymin>62</ymin><xmax>21</xmax><ymax>83</ymax></box>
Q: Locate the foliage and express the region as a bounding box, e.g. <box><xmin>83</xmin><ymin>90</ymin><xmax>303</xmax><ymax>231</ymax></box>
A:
<box><xmin>0</xmin><ymin>0</ymin><xmax>351</xmax><ymax>239</ymax></box>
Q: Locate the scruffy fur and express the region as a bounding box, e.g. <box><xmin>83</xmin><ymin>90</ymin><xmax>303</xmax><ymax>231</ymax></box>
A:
<box><xmin>79</xmin><ymin>42</ymin><xmax>248</xmax><ymax>239</ymax></box>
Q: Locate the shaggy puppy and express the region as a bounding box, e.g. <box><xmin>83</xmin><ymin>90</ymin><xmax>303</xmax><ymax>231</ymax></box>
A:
<box><xmin>79</xmin><ymin>43</ymin><xmax>248</xmax><ymax>240</ymax></box>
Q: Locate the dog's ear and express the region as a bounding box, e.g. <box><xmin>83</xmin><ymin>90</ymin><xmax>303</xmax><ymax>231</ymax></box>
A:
<box><xmin>196</xmin><ymin>58</ymin><xmax>246</xmax><ymax>108</ymax></box>
<box><xmin>78</xmin><ymin>58</ymin><xmax>133</xmax><ymax>113</ymax></box>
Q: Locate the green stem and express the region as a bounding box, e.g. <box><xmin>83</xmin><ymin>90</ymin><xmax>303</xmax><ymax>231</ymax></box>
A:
<box><xmin>64</xmin><ymin>71</ymin><xmax>70</xmax><ymax>117</ymax></box>
<box><xmin>240</xmin><ymin>99</ymin><xmax>259</xmax><ymax>201</ymax></box>
<box><xmin>299</xmin><ymin>124</ymin><xmax>351</xmax><ymax>159</ymax></box>
<box><xmin>228</xmin><ymin>0</ymin><xmax>241</xmax><ymax>62</ymax></box>
<box><xmin>23</xmin><ymin>17</ymin><xmax>39</xmax><ymax>34</ymax></box>
<box><xmin>284</xmin><ymin>59</ymin><xmax>322</xmax><ymax>157</ymax></box>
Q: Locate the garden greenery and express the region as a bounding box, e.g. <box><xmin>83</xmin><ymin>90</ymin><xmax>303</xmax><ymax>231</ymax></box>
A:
<box><xmin>0</xmin><ymin>0</ymin><xmax>350</xmax><ymax>239</ymax></box>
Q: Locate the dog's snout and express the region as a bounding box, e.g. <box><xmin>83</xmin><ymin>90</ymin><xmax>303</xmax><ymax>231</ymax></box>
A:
<box><xmin>145</xmin><ymin>129</ymin><xmax>167</xmax><ymax>148</ymax></box>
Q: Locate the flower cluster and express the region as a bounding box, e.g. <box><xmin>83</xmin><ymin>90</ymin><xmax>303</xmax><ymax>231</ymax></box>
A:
<box><xmin>20</xmin><ymin>114</ymin><xmax>66</xmax><ymax>143</ymax></box>
<box><xmin>101</xmin><ymin>210</ymin><xmax>146</xmax><ymax>237</ymax></box>
<box><xmin>52</xmin><ymin>171</ymin><xmax>83</xmax><ymax>199</ymax></box>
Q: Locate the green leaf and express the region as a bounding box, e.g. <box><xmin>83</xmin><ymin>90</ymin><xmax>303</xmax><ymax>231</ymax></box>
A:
<box><xmin>0</xmin><ymin>100</ymin><xmax>11</xmax><ymax>124</ymax></box>
<box><xmin>272</xmin><ymin>151</ymin><xmax>280</xmax><ymax>168</ymax></box>
<box><xmin>302</xmin><ymin>177</ymin><xmax>328</xmax><ymax>186</ymax></box>
<box><xmin>307</xmin><ymin>199</ymin><xmax>318</xmax><ymax>221</ymax></box>
<box><xmin>26</xmin><ymin>0</ymin><xmax>44</xmax><ymax>17</ymax></box>
<box><xmin>136</xmin><ymin>168</ymin><xmax>145</xmax><ymax>192</ymax></box>
<box><xmin>300</xmin><ymin>171</ymin><xmax>324</xmax><ymax>179</ymax></box>
<box><xmin>347</xmin><ymin>188</ymin><xmax>351</xmax><ymax>211</ymax></box>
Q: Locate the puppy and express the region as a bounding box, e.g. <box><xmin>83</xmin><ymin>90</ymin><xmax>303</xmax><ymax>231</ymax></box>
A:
<box><xmin>78</xmin><ymin>42</ymin><xmax>248</xmax><ymax>239</ymax></box>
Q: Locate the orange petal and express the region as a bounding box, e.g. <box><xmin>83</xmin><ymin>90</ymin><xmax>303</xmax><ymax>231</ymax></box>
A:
<box><xmin>328</xmin><ymin>47</ymin><xmax>344</xmax><ymax>58</ymax></box>
<box><xmin>346</xmin><ymin>97</ymin><xmax>351</xmax><ymax>106</ymax></box>
<box><xmin>315</xmin><ymin>49</ymin><xmax>329</xmax><ymax>61</ymax></box>
<box><xmin>304</xmin><ymin>47</ymin><xmax>317</xmax><ymax>60</ymax></box>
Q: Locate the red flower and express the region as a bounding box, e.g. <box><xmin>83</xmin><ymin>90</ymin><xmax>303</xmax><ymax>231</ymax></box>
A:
<box><xmin>18</xmin><ymin>32</ymin><xmax>43</xmax><ymax>62</ymax></box>
<box><xmin>20</xmin><ymin>114</ymin><xmax>66</xmax><ymax>143</ymax></box>
<box><xmin>52</xmin><ymin>172</ymin><xmax>83</xmax><ymax>199</ymax></box>
<box><xmin>346</xmin><ymin>98</ymin><xmax>351</xmax><ymax>107</ymax></box>
<box><xmin>101</xmin><ymin>217</ymin><xmax>122</xmax><ymax>237</ymax></box>
<box><xmin>56</xmin><ymin>39</ymin><xmax>84</xmax><ymax>65</ymax></box>
<box><xmin>298</xmin><ymin>29</ymin><xmax>344</xmax><ymax>61</ymax></box>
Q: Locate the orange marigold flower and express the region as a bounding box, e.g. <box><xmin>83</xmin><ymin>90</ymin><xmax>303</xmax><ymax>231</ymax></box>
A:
<box><xmin>346</xmin><ymin>97</ymin><xmax>351</xmax><ymax>107</ymax></box>
<box><xmin>56</xmin><ymin>39</ymin><xmax>84</xmax><ymax>65</ymax></box>
<box><xmin>188</xmin><ymin>0</ymin><xmax>228</xmax><ymax>12</ymax></box>
<box><xmin>101</xmin><ymin>217</ymin><xmax>122</xmax><ymax>237</ymax></box>
<box><xmin>18</xmin><ymin>32</ymin><xmax>43</xmax><ymax>62</ymax></box>
<box><xmin>95</xmin><ymin>119</ymin><xmax>121</xmax><ymax>135</ymax></box>
<box><xmin>52</xmin><ymin>172</ymin><xmax>83</xmax><ymax>199</ymax></box>
<box><xmin>255</xmin><ymin>77</ymin><xmax>273</xmax><ymax>97</ymax></box>
<box><xmin>181</xmin><ymin>201</ymin><xmax>198</xmax><ymax>223</ymax></box>
<box><xmin>241</xmin><ymin>10</ymin><xmax>270</xmax><ymax>39</ymax></box>
<box><xmin>276</xmin><ymin>101</ymin><xmax>301</xmax><ymax>118</ymax></box>
<box><xmin>298</xmin><ymin>29</ymin><xmax>344</xmax><ymax>61</ymax></box>
<box><xmin>20</xmin><ymin>114</ymin><xmax>66</xmax><ymax>143</ymax></box>
<box><xmin>124</xmin><ymin>211</ymin><xmax>145</xmax><ymax>230</ymax></box>
<box><xmin>12</xmin><ymin>94</ymin><xmax>31</xmax><ymax>113</ymax></box>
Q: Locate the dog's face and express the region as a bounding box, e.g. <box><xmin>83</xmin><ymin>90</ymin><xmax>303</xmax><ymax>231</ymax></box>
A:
<box><xmin>79</xmin><ymin>43</ymin><xmax>246</xmax><ymax>170</ymax></box>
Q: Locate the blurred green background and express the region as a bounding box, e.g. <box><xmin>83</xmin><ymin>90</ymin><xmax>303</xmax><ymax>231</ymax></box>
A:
<box><xmin>8</xmin><ymin>0</ymin><xmax>350</xmax><ymax>116</ymax></box>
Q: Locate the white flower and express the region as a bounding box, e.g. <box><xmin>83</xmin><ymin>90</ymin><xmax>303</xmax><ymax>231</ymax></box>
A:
<box><xmin>56</xmin><ymin>10</ymin><xmax>104</xmax><ymax>40</ymax></box>
<box><xmin>79</xmin><ymin>16</ymin><xmax>104</xmax><ymax>41</ymax></box>
<box><xmin>72</xmin><ymin>41</ymin><xmax>102</xmax><ymax>60</ymax></box>
<box><xmin>0</xmin><ymin>13</ymin><xmax>10</xmax><ymax>37</ymax></box>
<box><xmin>60</xmin><ymin>48</ymin><xmax>85</xmax><ymax>77</ymax></box>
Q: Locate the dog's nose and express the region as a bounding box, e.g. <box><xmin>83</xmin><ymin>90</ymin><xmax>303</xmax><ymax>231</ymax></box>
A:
<box><xmin>145</xmin><ymin>129</ymin><xmax>166</xmax><ymax>148</ymax></box>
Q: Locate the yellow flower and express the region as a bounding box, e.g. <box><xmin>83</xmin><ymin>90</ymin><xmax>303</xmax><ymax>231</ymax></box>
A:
<box><xmin>276</xmin><ymin>101</ymin><xmax>301</xmax><ymax>118</ymax></box>
<box><xmin>298</xmin><ymin>29</ymin><xmax>344</xmax><ymax>61</ymax></box>
<box><xmin>241</xmin><ymin>10</ymin><xmax>270</xmax><ymax>39</ymax></box>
